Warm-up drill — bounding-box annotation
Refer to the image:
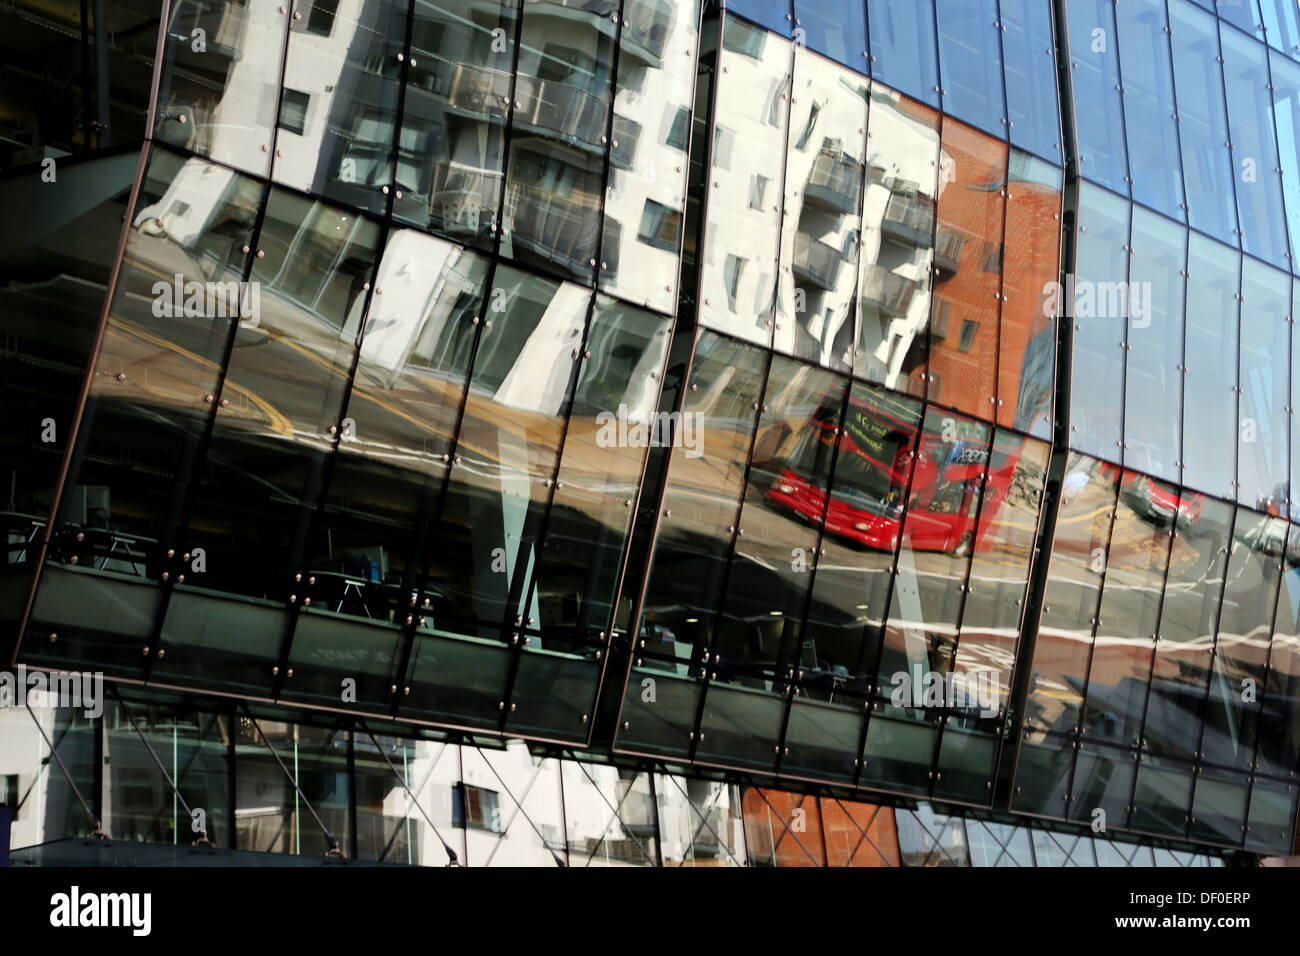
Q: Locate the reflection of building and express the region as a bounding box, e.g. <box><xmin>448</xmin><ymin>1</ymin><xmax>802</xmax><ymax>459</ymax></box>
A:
<box><xmin>1</xmin><ymin>0</ymin><xmax>1298</xmax><ymax>868</ymax></box>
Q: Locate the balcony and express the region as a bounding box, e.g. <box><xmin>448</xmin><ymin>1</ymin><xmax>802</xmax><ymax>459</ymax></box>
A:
<box><xmin>881</xmin><ymin>192</ymin><xmax>935</xmax><ymax>248</ymax></box>
<box><xmin>503</xmin><ymin>180</ymin><xmax>601</xmax><ymax>274</ymax></box>
<box><xmin>792</xmin><ymin>233</ymin><xmax>845</xmax><ymax>291</ymax></box>
<box><xmin>424</xmin><ymin>61</ymin><xmax>513</xmax><ymax>116</ymax></box>
<box><xmin>512</xmin><ymin>75</ymin><xmax>609</xmax><ymax>152</ymax></box>
<box><xmin>859</xmin><ymin>263</ymin><xmax>916</xmax><ymax>318</ymax></box>
<box><xmin>803</xmin><ymin>148</ymin><xmax>864</xmax><ymax>214</ymax></box>
<box><xmin>934</xmin><ymin>227</ymin><xmax>965</xmax><ymax>279</ymax></box>
<box><xmin>430</xmin><ymin>166</ymin><xmax>503</xmax><ymax>236</ymax></box>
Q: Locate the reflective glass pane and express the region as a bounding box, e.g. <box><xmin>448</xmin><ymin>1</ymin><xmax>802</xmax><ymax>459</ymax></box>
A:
<box><xmin>1029</xmin><ymin>452</ymin><xmax>1119</xmax><ymax>734</ymax></box>
<box><xmin>1067</xmin><ymin>0</ymin><xmax>1129</xmax><ymax>193</ymax></box>
<box><xmin>561</xmin><ymin>762</ymin><xmax>658</xmax><ymax>867</ymax></box>
<box><xmin>1181</xmin><ymin>233</ymin><xmax>1241</xmax><ymax>499</ymax></box>
<box><xmin>1189</xmin><ymin>768</ymin><xmax>1248</xmax><ymax>845</ymax></box>
<box><xmin>1123</xmin><ymin>207</ymin><xmax>1185</xmax><ymax>483</ymax></box>
<box><xmin>936</xmin><ymin>0</ymin><xmax>1005</xmax><ymax>137</ymax></box>
<box><xmin>1080</xmin><ymin>469</ymin><xmax>1174</xmax><ymax>747</ymax></box>
<box><xmin>1011</xmin><ymin>729</ymin><xmax>1075</xmax><ymax>816</ymax></box>
<box><xmin>794</xmin><ymin>0</ymin><xmax>867</xmax><ymax>70</ymax></box>
<box><xmin>272</xmin><ymin>0</ymin><xmax>408</xmax><ymax>213</ymax></box>
<box><xmin>1221</xmin><ymin>24</ymin><xmax>1290</xmax><ymax>270</ymax></box>
<box><xmin>934</xmin><ymin>431</ymin><xmax>1049</xmax><ymax>800</ymax></box>
<box><xmin>1069</xmin><ymin>740</ymin><xmax>1136</xmax><ymax>831</ymax></box>
<box><xmin>1169</xmin><ymin>0</ymin><xmax>1240</xmax><ymax>247</ymax></box>
<box><xmin>855</xmin><ymin>88</ymin><xmax>940</xmax><ymax>393</ymax></box>
<box><xmin>502</xmin><ymin>0</ymin><xmax>617</xmax><ymax>284</ymax></box>
<box><xmin>234</xmin><ymin>722</ymin><xmax>349</xmax><ymax>856</ymax></box>
<box><xmin>1143</xmin><ymin>497</ymin><xmax>1234</xmax><ymax>757</ymax></box>
<box><xmin>600</xmin><ymin>0</ymin><xmax>699</xmax><ymax>313</ymax></box>
<box><xmin>698</xmin><ymin>17</ymin><xmax>791</xmax><ymax>346</ymax></box>
<box><xmin>1130</xmin><ymin>753</ymin><xmax>1193</xmax><ymax>836</ymax></box>
<box><xmin>1201</xmin><ymin>506</ymin><xmax>1282</xmax><ymax>770</ymax></box>
<box><xmin>999</xmin><ymin>152</ymin><xmax>1061</xmax><ymax>439</ymax></box>
<box><xmin>1275</xmin><ymin>50</ymin><xmax>1300</xmax><ymax>276</ymax></box>
<box><xmin>775</xmin><ymin>48</ymin><xmax>868</xmax><ymax>370</ymax></box>
<box><xmin>1245</xmin><ymin>777</ymin><xmax>1298</xmax><ymax>853</ymax></box>
<box><xmin>1001</xmin><ymin>0</ymin><xmax>1062</xmax><ymax>163</ymax></box>
<box><xmin>868</xmin><ymin>0</ymin><xmax>940</xmax><ymax>108</ymax></box>
<box><xmin>393</xmin><ymin>0</ymin><xmax>517</xmax><ymax>249</ymax></box>
<box><xmin>1257</xmin><ymin>523</ymin><xmax>1300</xmax><ymax>776</ymax></box>
<box><xmin>1115</xmin><ymin>0</ymin><xmax>1185</xmax><ymax>220</ymax></box>
<box><xmin>724</xmin><ymin>0</ymin><xmax>791</xmax><ymax>36</ymax></box>
<box><xmin>1069</xmin><ymin>184</ymin><xmax>1130</xmax><ymax>461</ymax></box>
<box><xmin>154</xmin><ymin>0</ymin><xmax>291</xmax><ymax>176</ymax></box>
<box><xmin>620</xmin><ymin>333</ymin><xmax>768</xmax><ymax>757</ymax></box>
<box><xmin>1261</xmin><ymin>0</ymin><xmax>1300</xmax><ymax>61</ymax></box>
<box><xmin>1237</xmin><ymin>258</ymin><xmax>1291</xmax><ymax>509</ymax></box>
<box><xmin>1218</xmin><ymin>0</ymin><xmax>1266</xmax><ymax>41</ymax></box>
<box><xmin>927</xmin><ymin>118</ymin><xmax>1006</xmax><ymax>418</ymax></box>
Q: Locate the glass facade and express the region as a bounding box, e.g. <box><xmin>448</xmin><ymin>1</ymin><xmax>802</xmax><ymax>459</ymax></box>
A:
<box><xmin>0</xmin><ymin>0</ymin><xmax>1298</xmax><ymax>866</ymax></box>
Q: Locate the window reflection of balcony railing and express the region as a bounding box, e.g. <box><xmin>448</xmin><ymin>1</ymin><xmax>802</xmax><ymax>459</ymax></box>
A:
<box><xmin>934</xmin><ymin>227</ymin><xmax>965</xmax><ymax>278</ymax></box>
<box><xmin>881</xmin><ymin>192</ymin><xmax>935</xmax><ymax>247</ymax></box>
<box><xmin>792</xmin><ymin>233</ymin><xmax>844</xmax><ymax>291</ymax></box>
<box><xmin>610</xmin><ymin>114</ymin><xmax>641</xmax><ymax>170</ymax></box>
<box><xmin>430</xmin><ymin>166</ymin><xmax>502</xmax><ymax>235</ymax></box>
<box><xmin>859</xmin><ymin>263</ymin><xmax>916</xmax><ymax>318</ymax></box>
<box><xmin>424</xmin><ymin>60</ymin><xmax>513</xmax><ymax>115</ymax></box>
<box><xmin>804</xmin><ymin>149</ymin><xmax>864</xmax><ymax>214</ymax></box>
<box><xmin>623</xmin><ymin>0</ymin><xmax>673</xmax><ymax>61</ymax></box>
<box><xmin>512</xmin><ymin>75</ymin><xmax>608</xmax><ymax>149</ymax></box>
<box><xmin>504</xmin><ymin>181</ymin><xmax>599</xmax><ymax>273</ymax></box>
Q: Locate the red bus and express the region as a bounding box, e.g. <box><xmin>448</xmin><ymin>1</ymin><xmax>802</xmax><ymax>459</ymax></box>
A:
<box><xmin>764</xmin><ymin>389</ymin><xmax>1015</xmax><ymax>555</ymax></box>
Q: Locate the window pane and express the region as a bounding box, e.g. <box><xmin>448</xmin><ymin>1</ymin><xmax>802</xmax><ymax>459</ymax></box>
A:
<box><xmin>1169</xmin><ymin>0</ymin><xmax>1239</xmax><ymax>247</ymax></box>
<box><xmin>794</xmin><ymin>0</ymin><xmax>867</xmax><ymax>70</ymax></box>
<box><xmin>868</xmin><ymin>0</ymin><xmax>941</xmax><ymax>108</ymax></box>
<box><xmin>1067</xmin><ymin>0</ymin><xmax>1129</xmax><ymax>193</ymax></box>
<box><xmin>936</xmin><ymin>0</ymin><xmax>1006</xmax><ymax>137</ymax></box>
<box><xmin>1182</xmin><ymin>233</ymin><xmax>1240</xmax><ymax>498</ymax></box>
<box><xmin>1001</xmin><ymin>0</ymin><xmax>1062</xmax><ymax>163</ymax></box>
<box><xmin>1115</xmin><ymin>0</ymin><xmax>1185</xmax><ymax>220</ymax></box>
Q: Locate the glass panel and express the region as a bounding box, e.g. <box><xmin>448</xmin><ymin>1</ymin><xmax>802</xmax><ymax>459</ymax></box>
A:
<box><xmin>1217</xmin><ymin>0</ymin><xmax>1266</xmax><ymax>41</ymax></box>
<box><xmin>1201</xmin><ymin>506</ymin><xmax>1282</xmax><ymax>770</ymax></box>
<box><xmin>656</xmin><ymin>775</ymin><xmax>747</xmax><ymax>867</ymax></box>
<box><xmin>1000</xmin><ymin>0</ymin><xmax>1062</xmax><ymax>163</ymax></box>
<box><xmin>794</xmin><ymin>0</ymin><xmax>867</xmax><ymax>70</ymax></box>
<box><xmin>501</xmin><ymin>0</ymin><xmax>617</xmax><ymax>284</ymax></box>
<box><xmin>1069</xmin><ymin>184</ymin><xmax>1130</xmax><ymax>461</ymax></box>
<box><xmin>855</xmin><ymin>88</ymin><xmax>940</xmax><ymax>393</ymax></box>
<box><xmin>1189</xmin><ymin>768</ymin><xmax>1249</xmax><ymax>845</ymax></box>
<box><xmin>1257</xmin><ymin>522</ymin><xmax>1300</xmax><ymax>776</ymax></box>
<box><xmin>696</xmin><ymin>358</ymin><xmax>847</xmax><ymax>770</ymax></box>
<box><xmin>1115</xmin><ymin>0</ymin><xmax>1185</xmax><ymax>221</ymax></box>
<box><xmin>1069</xmin><ymin>740</ymin><xmax>1136</xmax><ymax>831</ymax></box>
<box><xmin>740</xmin><ymin>787</ymin><xmax>825</xmax><ymax>866</ymax></box>
<box><xmin>1261</xmin><ymin>0</ymin><xmax>1300</xmax><ymax>61</ymax></box>
<box><xmin>1169</xmin><ymin>0</ymin><xmax>1240</xmax><ymax>247</ymax></box>
<box><xmin>868</xmin><ymin>0</ymin><xmax>940</xmax><ymax>108</ymax></box>
<box><xmin>176</xmin><ymin>189</ymin><xmax>382</xmax><ymax>606</ymax></box>
<box><xmin>1010</xmin><ymin>730</ymin><xmax>1074</xmax><ymax>815</ymax></box>
<box><xmin>934</xmin><ymin>430</ymin><xmax>1049</xmax><ymax>800</ymax></box>
<box><xmin>600</xmin><ymin>0</ymin><xmax>699</xmax><ymax>313</ymax></box>
<box><xmin>698</xmin><ymin>17</ymin><xmax>791</xmax><ymax>347</ymax></box>
<box><xmin>235</xmin><ymin>721</ymin><xmax>349</xmax><ymax>856</ymax></box>
<box><xmin>1245</xmin><ymin>777</ymin><xmax>1298</xmax><ymax>853</ymax></box>
<box><xmin>462</xmin><ymin>745</ymin><xmax>567</xmax><ymax>867</ymax></box>
<box><xmin>1080</xmin><ymin>468</ymin><xmax>1174</xmax><ymax>747</ymax></box>
<box><xmin>774</xmin><ymin>47</ymin><xmax>867</xmax><ymax>372</ymax></box>
<box><xmin>1123</xmin><ymin>207</ymin><xmax>1186</xmax><ymax>483</ymax></box>
<box><xmin>1143</xmin><ymin>497</ymin><xmax>1234</xmax><ymax>757</ymax></box>
<box><xmin>1275</xmin><ymin>50</ymin><xmax>1300</xmax><ymax>276</ymax></box>
<box><xmin>967</xmin><ymin>820</ymin><xmax>1034</xmax><ymax>866</ymax></box>
<box><xmin>1067</xmin><ymin>0</ymin><xmax>1129</xmax><ymax>193</ymax></box>
<box><xmin>561</xmin><ymin>762</ymin><xmax>658</xmax><ymax>867</ymax></box>
<box><xmin>999</xmin><ymin>152</ymin><xmax>1061</xmax><ymax>439</ymax></box>
<box><xmin>1221</xmin><ymin>24</ymin><xmax>1291</xmax><ymax>270</ymax></box>
<box><xmin>424</xmin><ymin>265</ymin><xmax>590</xmax><ymax>640</ymax></box>
<box><xmin>1237</xmin><ymin>258</ymin><xmax>1291</xmax><ymax>510</ymax></box>
<box><xmin>508</xmin><ymin>295</ymin><xmax>672</xmax><ymax>738</ymax></box>
<box><xmin>393</xmin><ymin>0</ymin><xmax>517</xmax><ymax>250</ymax></box>
<box><xmin>927</xmin><ymin>118</ymin><xmax>1006</xmax><ymax>418</ymax></box>
<box><xmin>895</xmin><ymin>804</ymin><xmax>968</xmax><ymax>865</ymax></box>
<box><xmin>1129</xmin><ymin>753</ymin><xmax>1192</xmax><ymax>836</ymax></box>
<box><xmin>620</xmin><ymin>333</ymin><xmax>768</xmax><ymax>757</ymax></box>
<box><xmin>154</xmin><ymin>0</ymin><xmax>291</xmax><ymax>176</ymax></box>
<box><xmin>6</xmin><ymin>705</ymin><xmax>98</xmax><ymax>849</ymax></box>
<box><xmin>105</xmin><ymin>701</ymin><xmax>230</xmax><ymax>847</ymax></box>
<box><xmin>1028</xmin><ymin>452</ymin><xmax>1119</xmax><ymax>734</ymax></box>
<box><xmin>936</xmin><ymin>0</ymin><xmax>1005</xmax><ymax>137</ymax></box>
<box><xmin>272</xmin><ymin>0</ymin><xmax>408</xmax><ymax>214</ymax></box>
<box><xmin>1181</xmin><ymin>233</ymin><xmax>1241</xmax><ymax>499</ymax></box>
<box><xmin>724</xmin><ymin>0</ymin><xmax>791</xmax><ymax>36</ymax></box>
<box><xmin>352</xmin><ymin>736</ymin><xmax>462</xmax><ymax>866</ymax></box>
